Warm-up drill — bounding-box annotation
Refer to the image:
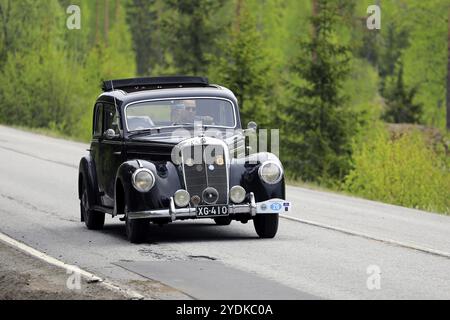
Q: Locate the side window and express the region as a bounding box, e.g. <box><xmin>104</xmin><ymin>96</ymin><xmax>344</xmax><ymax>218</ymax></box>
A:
<box><xmin>103</xmin><ymin>104</ymin><xmax>120</xmax><ymax>135</ymax></box>
<box><xmin>93</xmin><ymin>103</ymin><xmax>103</xmax><ymax>137</ymax></box>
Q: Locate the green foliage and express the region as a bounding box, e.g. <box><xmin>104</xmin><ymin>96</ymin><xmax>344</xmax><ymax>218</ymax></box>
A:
<box><xmin>0</xmin><ymin>0</ymin><xmax>83</xmax><ymax>134</ymax></box>
<box><xmin>342</xmin><ymin>58</ymin><xmax>381</xmax><ymax>121</ymax></box>
<box><xmin>126</xmin><ymin>0</ymin><xmax>163</xmax><ymax>75</ymax></box>
<box><xmin>163</xmin><ymin>0</ymin><xmax>227</xmax><ymax>75</ymax></box>
<box><xmin>344</xmin><ymin>125</ymin><xmax>450</xmax><ymax>215</ymax></box>
<box><xmin>377</xmin><ymin>23</ymin><xmax>410</xmax><ymax>92</ymax></box>
<box><xmin>382</xmin><ymin>62</ymin><xmax>423</xmax><ymax>124</ymax></box>
<box><xmin>354</xmin><ymin>0</ymin><xmax>448</xmax><ymax>129</ymax></box>
<box><xmin>376</xmin><ymin>23</ymin><xmax>423</xmax><ymax>124</ymax></box>
<box><xmin>208</xmin><ymin>0</ymin><xmax>272</xmax><ymax>126</ymax></box>
<box><xmin>400</xmin><ymin>0</ymin><xmax>448</xmax><ymax>129</ymax></box>
<box><xmin>0</xmin><ymin>0</ymin><xmax>135</xmax><ymax>141</ymax></box>
<box><xmin>282</xmin><ymin>0</ymin><xmax>361</xmax><ymax>183</ymax></box>
<box><xmin>0</xmin><ymin>45</ymin><xmax>86</xmax><ymax>134</ymax></box>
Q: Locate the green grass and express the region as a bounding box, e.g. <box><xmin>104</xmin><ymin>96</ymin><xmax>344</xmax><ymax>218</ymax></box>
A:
<box><xmin>343</xmin><ymin>126</ymin><xmax>450</xmax><ymax>215</ymax></box>
<box><xmin>7</xmin><ymin>124</ymin><xmax>89</xmax><ymax>144</ymax></box>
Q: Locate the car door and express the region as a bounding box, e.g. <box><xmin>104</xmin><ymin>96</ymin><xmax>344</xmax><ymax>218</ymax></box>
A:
<box><xmin>98</xmin><ymin>103</ymin><xmax>123</xmax><ymax>208</ymax></box>
<box><xmin>90</xmin><ymin>103</ymin><xmax>103</xmax><ymax>200</ymax></box>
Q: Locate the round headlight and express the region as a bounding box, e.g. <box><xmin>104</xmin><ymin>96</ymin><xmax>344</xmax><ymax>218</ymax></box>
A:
<box><xmin>174</xmin><ymin>189</ymin><xmax>190</xmax><ymax>207</ymax></box>
<box><xmin>230</xmin><ymin>186</ymin><xmax>246</xmax><ymax>204</ymax></box>
<box><xmin>258</xmin><ymin>161</ymin><xmax>283</xmax><ymax>184</ymax></box>
<box><xmin>132</xmin><ymin>169</ymin><xmax>155</xmax><ymax>192</ymax></box>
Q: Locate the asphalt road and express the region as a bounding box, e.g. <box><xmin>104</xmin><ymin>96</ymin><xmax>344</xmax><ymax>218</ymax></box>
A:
<box><xmin>0</xmin><ymin>125</ymin><xmax>449</xmax><ymax>300</ymax></box>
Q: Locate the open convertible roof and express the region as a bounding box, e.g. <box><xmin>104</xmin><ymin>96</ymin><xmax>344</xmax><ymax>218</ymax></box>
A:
<box><xmin>102</xmin><ymin>76</ymin><xmax>211</xmax><ymax>93</ymax></box>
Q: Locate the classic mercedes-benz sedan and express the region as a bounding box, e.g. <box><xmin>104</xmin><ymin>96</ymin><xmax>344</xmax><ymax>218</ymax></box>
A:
<box><xmin>78</xmin><ymin>76</ymin><xmax>290</xmax><ymax>243</ymax></box>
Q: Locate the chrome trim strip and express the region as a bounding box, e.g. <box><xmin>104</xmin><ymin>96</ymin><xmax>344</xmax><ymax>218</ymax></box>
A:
<box><xmin>169</xmin><ymin>197</ymin><xmax>177</xmax><ymax>222</ymax></box>
<box><xmin>203</xmin><ymin>145</ymin><xmax>209</xmax><ymax>187</ymax></box>
<box><xmin>250</xmin><ymin>192</ymin><xmax>257</xmax><ymax>217</ymax></box>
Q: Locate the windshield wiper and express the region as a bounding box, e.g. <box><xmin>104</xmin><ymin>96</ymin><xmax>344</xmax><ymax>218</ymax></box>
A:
<box><xmin>128</xmin><ymin>128</ymin><xmax>157</xmax><ymax>137</ymax></box>
<box><xmin>172</xmin><ymin>123</ymin><xmax>196</xmax><ymax>126</ymax></box>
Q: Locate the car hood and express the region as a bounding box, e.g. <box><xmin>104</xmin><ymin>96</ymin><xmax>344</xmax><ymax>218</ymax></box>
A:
<box><xmin>125</xmin><ymin>129</ymin><xmax>242</xmax><ymax>162</ymax></box>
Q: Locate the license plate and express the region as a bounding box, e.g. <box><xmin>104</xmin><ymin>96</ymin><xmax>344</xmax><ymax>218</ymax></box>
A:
<box><xmin>197</xmin><ymin>205</ymin><xmax>229</xmax><ymax>217</ymax></box>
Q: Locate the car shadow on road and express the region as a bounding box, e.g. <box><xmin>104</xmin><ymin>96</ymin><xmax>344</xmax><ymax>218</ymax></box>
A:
<box><xmin>100</xmin><ymin>220</ymin><xmax>261</xmax><ymax>244</ymax></box>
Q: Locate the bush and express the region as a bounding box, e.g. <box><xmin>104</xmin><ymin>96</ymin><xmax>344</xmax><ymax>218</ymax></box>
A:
<box><xmin>344</xmin><ymin>125</ymin><xmax>450</xmax><ymax>214</ymax></box>
<box><xmin>0</xmin><ymin>47</ymin><xmax>87</xmax><ymax>138</ymax></box>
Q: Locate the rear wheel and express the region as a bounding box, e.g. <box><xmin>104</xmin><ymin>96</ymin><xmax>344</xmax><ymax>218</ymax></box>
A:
<box><xmin>80</xmin><ymin>182</ymin><xmax>105</xmax><ymax>230</ymax></box>
<box><xmin>214</xmin><ymin>217</ymin><xmax>232</xmax><ymax>226</ymax></box>
<box><xmin>253</xmin><ymin>214</ymin><xmax>279</xmax><ymax>239</ymax></box>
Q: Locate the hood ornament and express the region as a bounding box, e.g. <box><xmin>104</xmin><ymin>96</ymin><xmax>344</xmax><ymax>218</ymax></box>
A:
<box><xmin>194</xmin><ymin>120</ymin><xmax>205</xmax><ymax>139</ymax></box>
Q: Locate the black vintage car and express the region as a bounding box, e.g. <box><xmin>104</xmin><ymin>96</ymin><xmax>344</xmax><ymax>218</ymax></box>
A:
<box><xmin>78</xmin><ymin>76</ymin><xmax>290</xmax><ymax>243</ymax></box>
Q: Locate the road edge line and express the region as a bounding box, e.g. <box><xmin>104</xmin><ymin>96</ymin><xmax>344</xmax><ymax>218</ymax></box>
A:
<box><xmin>281</xmin><ymin>215</ymin><xmax>450</xmax><ymax>259</ymax></box>
<box><xmin>0</xmin><ymin>231</ymin><xmax>145</xmax><ymax>300</ymax></box>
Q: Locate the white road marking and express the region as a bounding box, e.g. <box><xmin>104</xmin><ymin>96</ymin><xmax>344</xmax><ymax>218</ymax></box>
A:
<box><xmin>281</xmin><ymin>215</ymin><xmax>450</xmax><ymax>259</ymax></box>
<box><xmin>0</xmin><ymin>231</ymin><xmax>145</xmax><ymax>300</ymax></box>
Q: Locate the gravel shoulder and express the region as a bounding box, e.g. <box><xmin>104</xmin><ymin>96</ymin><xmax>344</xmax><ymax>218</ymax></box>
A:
<box><xmin>0</xmin><ymin>240</ymin><xmax>126</xmax><ymax>300</ymax></box>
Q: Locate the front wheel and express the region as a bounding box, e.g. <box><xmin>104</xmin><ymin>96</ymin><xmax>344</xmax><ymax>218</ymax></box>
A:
<box><xmin>253</xmin><ymin>214</ymin><xmax>279</xmax><ymax>239</ymax></box>
<box><xmin>125</xmin><ymin>215</ymin><xmax>149</xmax><ymax>244</ymax></box>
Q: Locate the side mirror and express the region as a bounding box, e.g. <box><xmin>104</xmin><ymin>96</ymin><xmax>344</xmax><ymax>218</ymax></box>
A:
<box><xmin>247</xmin><ymin>121</ymin><xmax>258</xmax><ymax>131</ymax></box>
<box><xmin>103</xmin><ymin>129</ymin><xmax>117</xmax><ymax>139</ymax></box>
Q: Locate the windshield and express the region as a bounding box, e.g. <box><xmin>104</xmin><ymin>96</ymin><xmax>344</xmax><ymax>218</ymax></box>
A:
<box><xmin>125</xmin><ymin>98</ymin><xmax>236</xmax><ymax>131</ymax></box>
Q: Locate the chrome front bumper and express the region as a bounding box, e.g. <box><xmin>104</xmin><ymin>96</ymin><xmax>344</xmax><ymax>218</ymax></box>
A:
<box><xmin>127</xmin><ymin>193</ymin><xmax>291</xmax><ymax>221</ymax></box>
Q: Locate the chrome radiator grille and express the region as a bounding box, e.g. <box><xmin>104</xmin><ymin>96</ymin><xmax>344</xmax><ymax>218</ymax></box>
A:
<box><xmin>181</xmin><ymin>144</ymin><xmax>228</xmax><ymax>205</ymax></box>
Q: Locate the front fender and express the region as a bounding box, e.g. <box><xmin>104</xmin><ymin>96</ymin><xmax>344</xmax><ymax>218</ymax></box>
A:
<box><xmin>230</xmin><ymin>152</ymin><xmax>285</xmax><ymax>202</ymax></box>
<box><xmin>114</xmin><ymin>160</ymin><xmax>183</xmax><ymax>215</ymax></box>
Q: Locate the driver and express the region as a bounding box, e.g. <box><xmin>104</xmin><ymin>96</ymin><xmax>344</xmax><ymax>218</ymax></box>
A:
<box><xmin>171</xmin><ymin>100</ymin><xmax>197</xmax><ymax>124</ymax></box>
<box><xmin>171</xmin><ymin>100</ymin><xmax>215</xmax><ymax>125</ymax></box>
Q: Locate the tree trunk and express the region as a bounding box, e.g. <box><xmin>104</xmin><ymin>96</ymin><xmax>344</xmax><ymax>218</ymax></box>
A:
<box><xmin>115</xmin><ymin>0</ymin><xmax>120</xmax><ymax>20</ymax></box>
<box><xmin>156</xmin><ymin>0</ymin><xmax>163</xmax><ymax>68</ymax></box>
<box><xmin>235</xmin><ymin>0</ymin><xmax>242</xmax><ymax>32</ymax></box>
<box><xmin>311</xmin><ymin>0</ymin><xmax>319</xmax><ymax>62</ymax></box>
<box><xmin>0</xmin><ymin>0</ymin><xmax>11</xmax><ymax>62</ymax></box>
<box><xmin>104</xmin><ymin>0</ymin><xmax>110</xmax><ymax>47</ymax></box>
<box><xmin>312</xmin><ymin>0</ymin><xmax>319</xmax><ymax>32</ymax></box>
<box><xmin>95</xmin><ymin>0</ymin><xmax>100</xmax><ymax>45</ymax></box>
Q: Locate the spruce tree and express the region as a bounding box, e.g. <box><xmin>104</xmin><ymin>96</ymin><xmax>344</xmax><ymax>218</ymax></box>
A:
<box><xmin>382</xmin><ymin>62</ymin><xmax>423</xmax><ymax>124</ymax></box>
<box><xmin>209</xmin><ymin>0</ymin><xmax>271</xmax><ymax>126</ymax></box>
<box><xmin>282</xmin><ymin>0</ymin><xmax>359</xmax><ymax>182</ymax></box>
<box><xmin>165</xmin><ymin>0</ymin><xmax>226</xmax><ymax>75</ymax></box>
<box><xmin>126</xmin><ymin>0</ymin><xmax>162</xmax><ymax>75</ymax></box>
